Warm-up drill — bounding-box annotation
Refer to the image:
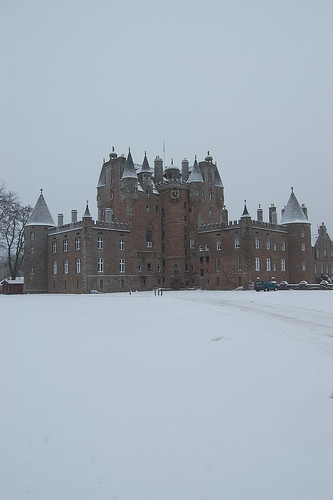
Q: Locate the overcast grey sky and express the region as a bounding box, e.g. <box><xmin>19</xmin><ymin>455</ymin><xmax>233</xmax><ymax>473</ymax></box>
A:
<box><xmin>1</xmin><ymin>0</ymin><xmax>332</xmax><ymax>236</ymax></box>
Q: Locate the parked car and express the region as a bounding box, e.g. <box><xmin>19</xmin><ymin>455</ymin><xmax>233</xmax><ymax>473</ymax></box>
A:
<box><xmin>254</xmin><ymin>280</ymin><xmax>278</xmax><ymax>291</ymax></box>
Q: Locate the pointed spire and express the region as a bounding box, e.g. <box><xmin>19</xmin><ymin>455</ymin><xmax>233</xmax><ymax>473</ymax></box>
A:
<box><xmin>281</xmin><ymin>188</ymin><xmax>309</xmax><ymax>224</ymax></box>
<box><xmin>26</xmin><ymin>191</ymin><xmax>55</xmax><ymax>226</ymax></box>
<box><xmin>83</xmin><ymin>201</ymin><xmax>92</xmax><ymax>218</ymax></box>
<box><xmin>121</xmin><ymin>148</ymin><xmax>138</xmax><ymax>179</ymax></box>
<box><xmin>140</xmin><ymin>151</ymin><xmax>151</xmax><ymax>172</ymax></box>
<box><xmin>187</xmin><ymin>156</ymin><xmax>204</xmax><ymax>183</ymax></box>
<box><xmin>241</xmin><ymin>200</ymin><xmax>251</xmax><ymax>218</ymax></box>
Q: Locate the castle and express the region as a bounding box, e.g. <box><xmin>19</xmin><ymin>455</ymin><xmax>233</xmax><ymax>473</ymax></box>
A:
<box><xmin>24</xmin><ymin>149</ymin><xmax>333</xmax><ymax>293</ymax></box>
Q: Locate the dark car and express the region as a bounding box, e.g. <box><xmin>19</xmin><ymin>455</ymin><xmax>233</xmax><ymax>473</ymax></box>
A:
<box><xmin>254</xmin><ymin>280</ymin><xmax>277</xmax><ymax>291</ymax></box>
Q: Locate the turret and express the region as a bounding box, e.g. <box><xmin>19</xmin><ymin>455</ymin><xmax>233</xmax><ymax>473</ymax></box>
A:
<box><xmin>24</xmin><ymin>190</ymin><xmax>55</xmax><ymax>293</ymax></box>
<box><xmin>121</xmin><ymin>149</ymin><xmax>138</xmax><ymax>201</ymax></box>
<box><xmin>137</xmin><ymin>152</ymin><xmax>153</xmax><ymax>188</ymax></box>
<box><xmin>281</xmin><ymin>188</ymin><xmax>312</xmax><ymax>284</ymax></box>
<box><xmin>164</xmin><ymin>159</ymin><xmax>180</xmax><ymax>181</ymax></box>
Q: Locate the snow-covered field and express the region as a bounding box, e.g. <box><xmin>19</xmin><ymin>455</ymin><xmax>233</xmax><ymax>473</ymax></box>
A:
<box><xmin>1</xmin><ymin>290</ymin><xmax>332</xmax><ymax>500</ymax></box>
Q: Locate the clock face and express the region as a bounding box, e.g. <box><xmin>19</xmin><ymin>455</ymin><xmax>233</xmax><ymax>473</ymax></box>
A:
<box><xmin>170</xmin><ymin>189</ymin><xmax>180</xmax><ymax>200</ymax></box>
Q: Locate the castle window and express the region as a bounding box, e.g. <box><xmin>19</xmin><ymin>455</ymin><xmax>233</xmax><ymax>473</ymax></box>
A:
<box><xmin>155</xmin><ymin>205</ymin><xmax>159</xmax><ymax>214</ymax></box>
<box><xmin>205</xmin><ymin>245</ymin><xmax>209</xmax><ymax>251</ymax></box>
<box><xmin>119</xmin><ymin>259</ymin><xmax>125</xmax><ymax>273</ymax></box>
<box><xmin>216</xmin><ymin>259</ymin><xmax>220</xmax><ymax>272</ymax></box>
<box><xmin>138</xmin><ymin>264</ymin><xmax>141</xmax><ymax>272</ymax></box>
<box><xmin>238</xmin><ymin>258</ymin><xmax>242</xmax><ymax>271</ymax></box>
<box><xmin>52</xmin><ymin>242</ymin><xmax>57</xmax><ymax>254</ymax></box>
<box><xmin>282</xmin><ymin>240</ymin><xmax>286</xmax><ymax>251</ymax></box>
<box><xmin>266</xmin><ymin>258</ymin><xmax>271</xmax><ymax>272</ymax></box>
<box><xmin>184</xmin><ymin>202</ymin><xmax>187</xmax><ymax>208</ymax></box>
<box><xmin>209</xmin><ymin>192</ymin><xmax>212</xmax><ymax>200</ymax></box>
<box><xmin>301</xmin><ymin>229</ymin><xmax>305</xmax><ymax>237</ymax></box>
<box><xmin>76</xmin><ymin>258</ymin><xmax>81</xmax><ymax>274</ymax></box>
<box><xmin>30</xmin><ymin>247</ymin><xmax>34</xmax><ymax>254</ymax></box>
<box><xmin>266</xmin><ymin>239</ymin><xmax>271</xmax><ymax>250</ymax></box>
<box><xmin>98</xmin><ymin>238</ymin><xmax>103</xmax><ymax>249</ymax></box>
<box><xmin>255</xmin><ymin>237</ymin><xmax>260</xmax><ymax>249</ymax></box>
<box><xmin>235</xmin><ymin>238</ymin><xmax>240</xmax><ymax>249</ymax></box>
<box><xmin>217</xmin><ymin>240</ymin><xmax>221</xmax><ymax>250</ymax></box>
<box><xmin>158</xmin><ymin>266</ymin><xmax>161</xmax><ymax>273</ymax></box>
<box><xmin>98</xmin><ymin>258</ymin><xmax>104</xmax><ymax>273</ymax></box>
<box><xmin>53</xmin><ymin>261</ymin><xmax>57</xmax><ymax>275</ymax></box>
<box><xmin>30</xmin><ymin>232</ymin><xmax>35</xmax><ymax>240</ymax></box>
<box><xmin>205</xmin><ymin>256</ymin><xmax>209</xmax><ymax>263</ymax></box>
<box><xmin>64</xmin><ymin>260</ymin><xmax>68</xmax><ymax>274</ymax></box>
<box><xmin>127</xmin><ymin>187</ymin><xmax>131</xmax><ymax>192</ymax></box>
<box><xmin>147</xmin><ymin>263</ymin><xmax>152</xmax><ymax>272</ymax></box>
<box><xmin>195</xmin><ymin>191</ymin><xmax>199</xmax><ymax>196</ymax></box>
<box><xmin>119</xmin><ymin>239</ymin><xmax>124</xmax><ymax>250</ymax></box>
<box><xmin>99</xmin><ymin>279</ymin><xmax>103</xmax><ymax>290</ymax></box>
<box><xmin>273</xmin><ymin>243</ymin><xmax>277</xmax><ymax>251</ymax></box>
<box><xmin>143</xmin><ymin>174</ymin><xmax>146</xmax><ymax>180</ymax></box>
<box><xmin>200</xmin><ymin>256</ymin><xmax>203</xmax><ymax>263</ymax></box>
<box><xmin>316</xmin><ymin>248</ymin><xmax>320</xmax><ymax>258</ymax></box>
<box><xmin>302</xmin><ymin>243</ymin><xmax>305</xmax><ymax>252</ymax></box>
<box><xmin>281</xmin><ymin>259</ymin><xmax>286</xmax><ymax>272</ymax></box>
<box><xmin>75</xmin><ymin>238</ymin><xmax>80</xmax><ymax>250</ymax></box>
<box><xmin>190</xmin><ymin>239</ymin><xmax>195</xmax><ymax>249</ymax></box>
<box><xmin>63</xmin><ymin>240</ymin><xmax>68</xmax><ymax>252</ymax></box>
<box><xmin>302</xmin><ymin>262</ymin><xmax>306</xmax><ymax>271</ymax></box>
<box><xmin>146</xmin><ymin>189</ymin><xmax>150</xmax><ymax>198</ymax></box>
<box><xmin>273</xmin><ymin>263</ymin><xmax>276</xmax><ymax>272</ymax></box>
<box><xmin>146</xmin><ymin>204</ymin><xmax>150</xmax><ymax>212</ymax></box>
<box><xmin>146</xmin><ymin>231</ymin><xmax>152</xmax><ymax>247</ymax></box>
<box><xmin>209</xmin><ymin>207</ymin><xmax>213</xmax><ymax>215</ymax></box>
<box><xmin>323</xmin><ymin>248</ymin><xmax>327</xmax><ymax>258</ymax></box>
<box><xmin>199</xmin><ymin>245</ymin><xmax>204</xmax><ymax>252</ymax></box>
<box><xmin>30</xmin><ymin>267</ymin><xmax>35</xmax><ymax>275</ymax></box>
<box><xmin>255</xmin><ymin>257</ymin><xmax>260</xmax><ymax>271</ymax></box>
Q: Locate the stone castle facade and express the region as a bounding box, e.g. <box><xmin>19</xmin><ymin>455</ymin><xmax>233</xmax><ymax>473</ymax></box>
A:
<box><xmin>24</xmin><ymin>149</ymin><xmax>333</xmax><ymax>293</ymax></box>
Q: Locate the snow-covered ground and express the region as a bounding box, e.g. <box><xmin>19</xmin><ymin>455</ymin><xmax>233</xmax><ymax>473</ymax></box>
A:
<box><xmin>1</xmin><ymin>290</ymin><xmax>332</xmax><ymax>500</ymax></box>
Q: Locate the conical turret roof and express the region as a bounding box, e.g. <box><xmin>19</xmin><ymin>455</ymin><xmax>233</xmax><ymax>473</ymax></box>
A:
<box><xmin>241</xmin><ymin>201</ymin><xmax>251</xmax><ymax>218</ymax></box>
<box><xmin>214</xmin><ymin>166</ymin><xmax>223</xmax><ymax>187</ymax></box>
<box><xmin>187</xmin><ymin>156</ymin><xmax>204</xmax><ymax>183</ymax></box>
<box><xmin>121</xmin><ymin>149</ymin><xmax>138</xmax><ymax>179</ymax></box>
<box><xmin>83</xmin><ymin>202</ymin><xmax>92</xmax><ymax>218</ymax></box>
<box><xmin>281</xmin><ymin>188</ymin><xmax>309</xmax><ymax>224</ymax></box>
<box><xmin>140</xmin><ymin>152</ymin><xmax>151</xmax><ymax>173</ymax></box>
<box><xmin>26</xmin><ymin>190</ymin><xmax>55</xmax><ymax>226</ymax></box>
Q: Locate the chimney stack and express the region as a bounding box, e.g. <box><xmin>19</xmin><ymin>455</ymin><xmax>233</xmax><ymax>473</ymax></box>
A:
<box><xmin>71</xmin><ymin>210</ymin><xmax>77</xmax><ymax>223</ymax></box>
<box><xmin>58</xmin><ymin>214</ymin><xmax>64</xmax><ymax>226</ymax></box>
<box><xmin>257</xmin><ymin>204</ymin><xmax>263</xmax><ymax>222</ymax></box>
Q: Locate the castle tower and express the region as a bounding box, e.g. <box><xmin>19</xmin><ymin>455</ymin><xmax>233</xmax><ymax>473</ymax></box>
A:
<box><xmin>214</xmin><ymin>164</ymin><xmax>224</xmax><ymax>209</ymax></box>
<box><xmin>187</xmin><ymin>156</ymin><xmax>205</xmax><ymax>225</ymax></box>
<box><xmin>120</xmin><ymin>149</ymin><xmax>138</xmax><ymax>205</ymax></box>
<box><xmin>24</xmin><ymin>190</ymin><xmax>55</xmax><ymax>293</ymax></box>
<box><xmin>281</xmin><ymin>188</ymin><xmax>312</xmax><ymax>283</ymax></box>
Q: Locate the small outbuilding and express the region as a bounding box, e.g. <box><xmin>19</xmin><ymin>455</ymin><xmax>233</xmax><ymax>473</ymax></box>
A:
<box><xmin>0</xmin><ymin>277</ymin><xmax>24</xmax><ymax>295</ymax></box>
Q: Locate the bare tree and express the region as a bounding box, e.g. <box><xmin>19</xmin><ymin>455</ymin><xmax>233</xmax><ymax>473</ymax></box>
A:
<box><xmin>0</xmin><ymin>181</ymin><xmax>32</xmax><ymax>279</ymax></box>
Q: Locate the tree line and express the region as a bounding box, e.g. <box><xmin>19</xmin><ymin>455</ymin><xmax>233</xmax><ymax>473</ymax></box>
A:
<box><xmin>0</xmin><ymin>181</ymin><xmax>32</xmax><ymax>280</ymax></box>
